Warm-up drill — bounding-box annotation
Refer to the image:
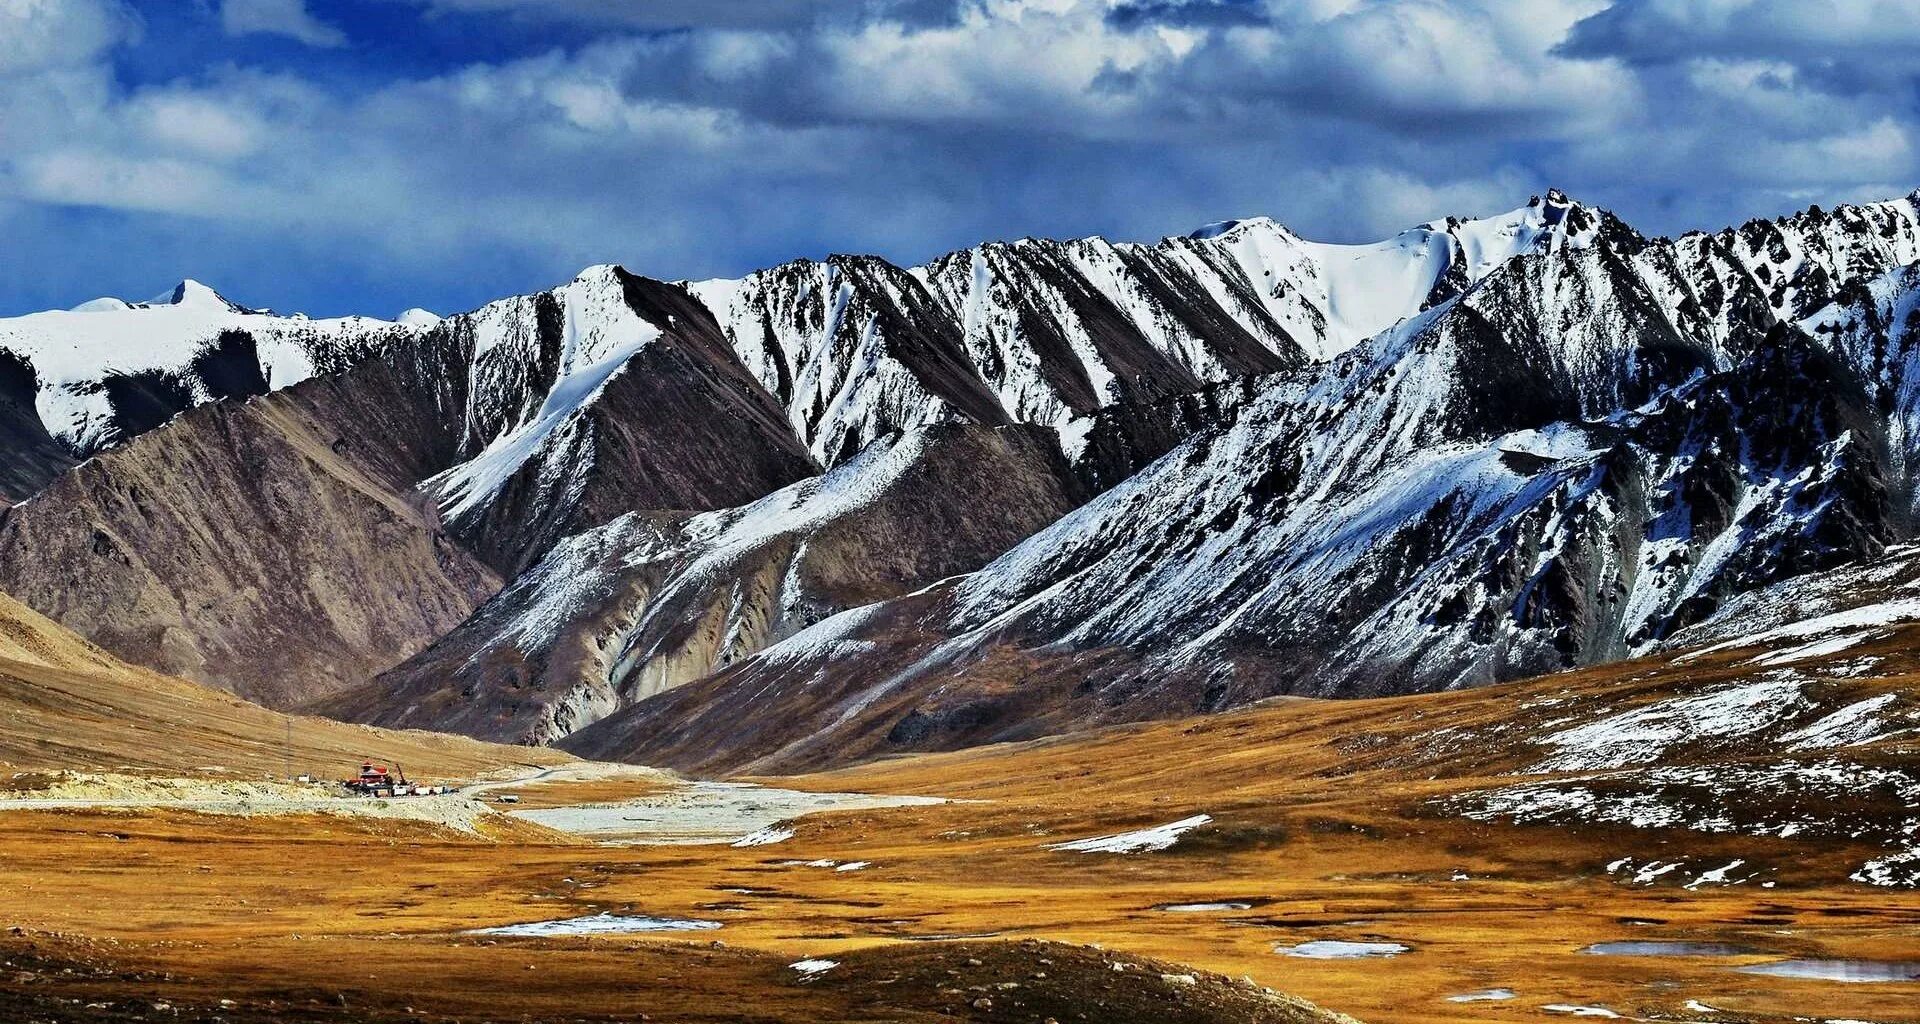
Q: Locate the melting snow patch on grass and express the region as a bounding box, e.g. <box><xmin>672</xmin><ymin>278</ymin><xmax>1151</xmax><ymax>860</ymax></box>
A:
<box><xmin>1852</xmin><ymin>847</ymin><xmax>1920</xmax><ymax>888</ymax></box>
<box><xmin>1456</xmin><ymin>760</ymin><xmax>1920</xmax><ymax>845</ymax></box>
<box><xmin>1046</xmin><ymin>814</ymin><xmax>1211</xmax><ymax>853</ymax></box>
<box><xmin>1783</xmin><ymin>694</ymin><xmax>1902</xmax><ymax>751</ymax></box>
<box><xmin>1528</xmin><ymin>677</ymin><xmax>1806</xmax><ymax>772</ymax></box>
<box><xmin>1684</xmin><ymin>598</ymin><xmax>1920</xmax><ymax>660</ymax></box>
<box><xmin>1750</xmin><ymin>632</ymin><xmax>1876</xmax><ymax>665</ymax></box>
<box><xmin>1684</xmin><ymin>859</ymin><xmax>1747</xmax><ymax>889</ymax></box>
<box><xmin>1543</xmin><ymin>1005</ymin><xmax>1621</xmax><ymax>1018</ymax></box>
<box><xmin>790</xmin><ymin>959</ymin><xmax>839</xmax><ymax>976</ymax></box>
<box><xmin>731</xmin><ymin>825</ymin><xmax>795</xmax><ymax>847</ymax></box>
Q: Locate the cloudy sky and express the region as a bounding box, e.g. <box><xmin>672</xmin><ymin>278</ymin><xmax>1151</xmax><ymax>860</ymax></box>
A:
<box><xmin>2</xmin><ymin>0</ymin><xmax>1917</xmax><ymax>318</ymax></box>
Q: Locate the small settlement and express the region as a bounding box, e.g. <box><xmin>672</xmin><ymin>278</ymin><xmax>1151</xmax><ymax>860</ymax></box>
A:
<box><xmin>339</xmin><ymin>760</ymin><xmax>454</xmax><ymax>798</ymax></box>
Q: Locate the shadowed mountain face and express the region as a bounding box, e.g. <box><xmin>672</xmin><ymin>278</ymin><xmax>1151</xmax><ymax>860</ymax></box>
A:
<box><xmin>0</xmin><ymin>357</ymin><xmax>502</xmax><ymax>706</ymax></box>
<box><xmin>320</xmin><ymin>422</ymin><xmax>1086</xmax><ymax>744</ymax></box>
<box><xmin>13</xmin><ymin>191</ymin><xmax>1920</xmax><ymax>760</ymax></box>
<box><xmin>420</xmin><ymin>269</ymin><xmax>821</xmax><ymax>576</ymax></box>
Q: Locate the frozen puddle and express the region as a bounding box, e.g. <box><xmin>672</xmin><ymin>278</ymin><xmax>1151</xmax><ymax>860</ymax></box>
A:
<box><xmin>1581</xmin><ymin>941</ymin><xmax>1754</xmax><ymax>957</ymax></box>
<box><xmin>470</xmin><ymin>912</ymin><xmax>722</xmax><ymax>937</ymax></box>
<box><xmin>1735</xmin><ymin>959</ymin><xmax>1920</xmax><ymax>982</ymax></box>
<box><xmin>1157</xmin><ymin>901</ymin><xmax>1255</xmax><ymax>913</ymax></box>
<box><xmin>1275</xmin><ymin>940</ymin><xmax>1410</xmax><ymax>960</ymax></box>
<box><xmin>509</xmin><ymin>781</ymin><xmax>945</xmax><ymax>845</ymax></box>
<box><xmin>1047</xmin><ymin>814</ymin><xmax>1211</xmax><ymax>853</ymax></box>
<box><xmin>1445</xmin><ymin>988</ymin><xmax>1514</xmax><ymax>1002</ymax></box>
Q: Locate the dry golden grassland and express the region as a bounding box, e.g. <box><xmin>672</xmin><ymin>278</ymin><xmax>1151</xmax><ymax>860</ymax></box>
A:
<box><xmin>2</xmin><ymin>602</ymin><xmax>1918</xmax><ymax>1022</ymax></box>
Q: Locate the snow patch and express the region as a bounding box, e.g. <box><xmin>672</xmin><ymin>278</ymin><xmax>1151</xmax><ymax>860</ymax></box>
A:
<box><xmin>1046</xmin><ymin>814</ymin><xmax>1212</xmax><ymax>854</ymax></box>
<box><xmin>1529</xmin><ymin>677</ymin><xmax>1806</xmax><ymax>772</ymax></box>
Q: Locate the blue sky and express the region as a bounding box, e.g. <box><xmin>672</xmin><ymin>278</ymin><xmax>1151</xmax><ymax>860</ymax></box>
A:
<box><xmin>3</xmin><ymin>0</ymin><xmax>1919</xmax><ymax>319</ymax></box>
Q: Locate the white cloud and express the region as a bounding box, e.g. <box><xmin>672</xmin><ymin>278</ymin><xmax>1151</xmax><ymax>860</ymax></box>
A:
<box><xmin>1</xmin><ymin>0</ymin><xmax>1918</xmax><ymax>318</ymax></box>
<box><xmin>0</xmin><ymin>0</ymin><xmax>135</xmax><ymax>75</ymax></box>
<box><xmin>220</xmin><ymin>0</ymin><xmax>347</xmax><ymax>48</ymax></box>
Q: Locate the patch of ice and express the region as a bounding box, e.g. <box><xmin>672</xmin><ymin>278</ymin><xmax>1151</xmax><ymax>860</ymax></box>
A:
<box><xmin>1736</xmin><ymin>959</ymin><xmax>1920</xmax><ymax>982</ymax></box>
<box><xmin>1445</xmin><ymin>988</ymin><xmax>1515</xmax><ymax>1002</ymax></box>
<box><xmin>1275</xmin><ymin>940</ymin><xmax>1410</xmax><ymax>960</ymax></box>
<box><xmin>834</xmin><ymin>861</ymin><xmax>871</xmax><ymax>872</ymax></box>
<box><xmin>1046</xmin><ymin>814</ymin><xmax>1211</xmax><ymax>854</ymax></box>
<box><xmin>1543</xmin><ymin>1005</ymin><xmax>1621</xmax><ymax>1018</ymax></box>
<box><xmin>470</xmin><ymin>913</ymin><xmax>721</xmax><ymax>937</ymax></box>
<box><xmin>511</xmin><ymin>781</ymin><xmax>943</xmax><ymax>846</ymax></box>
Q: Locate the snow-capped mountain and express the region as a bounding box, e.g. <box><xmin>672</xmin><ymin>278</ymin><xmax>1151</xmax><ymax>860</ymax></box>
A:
<box><xmin>0</xmin><ymin>267</ymin><xmax>818</xmax><ymax>698</ymax></box>
<box><xmin>562</xmin><ymin>190</ymin><xmax>1920</xmax><ymax>773</ymax></box>
<box><xmin>0</xmin><ymin>278</ymin><xmax>425</xmax><ymax>469</ymax></box>
<box><xmin>689</xmin><ymin>191</ymin><xmax>1610</xmax><ymax>470</ymax></box>
<box><xmin>10</xmin><ymin>187</ymin><xmax>1920</xmax><ymax>757</ymax></box>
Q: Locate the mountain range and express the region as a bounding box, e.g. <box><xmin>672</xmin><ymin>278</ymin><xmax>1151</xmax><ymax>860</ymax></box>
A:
<box><xmin>8</xmin><ymin>188</ymin><xmax>1920</xmax><ymax>772</ymax></box>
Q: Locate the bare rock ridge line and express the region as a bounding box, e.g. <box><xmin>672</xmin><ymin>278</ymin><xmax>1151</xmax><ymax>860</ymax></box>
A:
<box><xmin>9</xmin><ymin>189</ymin><xmax>1920</xmax><ymax>765</ymax></box>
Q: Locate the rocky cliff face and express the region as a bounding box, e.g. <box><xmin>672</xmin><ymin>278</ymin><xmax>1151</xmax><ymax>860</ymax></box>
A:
<box><xmin>322</xmin><ymin>422</ymin><xmax>1083</xmax><ymax>743</ymax></box>
<box><xmin>421</xmin><ymin>267</ymin><xmax>820</xmax><ymax>575</ymax></box>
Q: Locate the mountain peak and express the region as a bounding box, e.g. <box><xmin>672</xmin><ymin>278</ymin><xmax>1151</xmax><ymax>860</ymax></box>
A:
<box><xmin>1185</xmin><ymin>215</ymin><xmax>1286</xmax><ymax>242</ymax></box>
<box><xmin>143</xmin><ymin>279</ymin><xmax>248</xmax><ymax>313</ymax></box>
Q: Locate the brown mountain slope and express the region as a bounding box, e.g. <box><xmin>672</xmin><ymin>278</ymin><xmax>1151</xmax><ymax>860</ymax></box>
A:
<box><xmin>0</xmin><ymin>359</ymin><xmax>502</xmax><ymax>707</ymax></box>
<box><xmin>0</xmin><ymin>588</ymin><xmax>568</xmax><ymax>778</ymax></box>
<box><xmin>324</xmin><ymin>422</ymin><xmax>1086</xmax><ymax>745</ymax></box>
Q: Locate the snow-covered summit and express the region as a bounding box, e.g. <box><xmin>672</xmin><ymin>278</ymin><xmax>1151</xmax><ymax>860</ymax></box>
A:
<box><xmin>0</xmin><ymin>281</ymin><xmax>422</xmax><ymax>455</ymax></box>
<box><xmin>141</xmin><ymin>279</ymin><xmax>250</xmax><ymax>313</ymax></box>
